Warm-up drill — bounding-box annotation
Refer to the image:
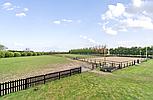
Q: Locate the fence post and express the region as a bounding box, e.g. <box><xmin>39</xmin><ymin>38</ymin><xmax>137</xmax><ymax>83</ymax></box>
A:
<box><xmin>137</xmin><ymin>59</ymin><xmax>139</xmax><ymax>64</ymax></box>
<box><xmin>10</xmin><ymin>81</ymin><xmax>11</xmax><ymax>93</ymax></box>
<box><xmin>80</xmin><ymin>67</ymin><xmax>82</xmax><ymax>73</ymax></box>
<box><xmin>0</xmin><ymin>83</ymin><xmax>1</xmax><ymax>96</ymax></box>
<box><xmin>100</xmin><ymin>62</ymin><xmax>101</xmax><ymax>66</ymax></box>
<box><xmin>3</xmin><ymin>83</ymin><xmax>4</xmax><ymax>96</ymax></box>
<box><xmin>44</xmin><ymin>75</ymin><xmax>46</xmax><ymax>84</ymax></box>
<box><xmin>4</xmin><ymin>82</ymin><xmax>7</xmax><ymax>95</ymax></box>
<box><xmin>19</xmin><ymin>80</ymin><xmax>20</xmax><ymax>91</ymax></box>
<box><xmin>118</xmin><ymin>64</ymin><xmax>121</xmax><ymax>69</ymax></box>
<box><xmin>70</xmin><ymin>70</ymin><xmax>71</xmax><ymax>76</ymax></box>
<box><xmin>21</xmin><ymin>79</ymin><xmax>23</xmax><ymax>90</ymax></box>
<box><xmin>12</xmin><ymin>81</ymin><xmax>14</xmax><ymax>92</ymax></box>
<box><xmin>92</xmin><ymin>64</ymin><xmax>94</xmax><ymax>70</ymax></box>
<box><xmin>111</xmin><ymin>63</ymin><xmax>114</xmax><ymax>67</ymax></box>
<box><xmin>59</xmin><ymin>72</ymin><xmax>60</xmax><ymax>79</ymax></box>
<box><xmin>25</xmin><ymin>79</ymin><xmax>27</xmax><ymax>89</ymax></box>
<box><xmin>17</xmin><ymin>80</ymin><xmax>19</xmax><ymax>91</ymax></box>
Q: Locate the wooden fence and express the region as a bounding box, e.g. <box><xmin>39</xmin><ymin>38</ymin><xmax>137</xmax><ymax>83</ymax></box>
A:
<box><xmin>77</xmin><ymin>57</ymin><xmax>144</xmax><ymax>72</ymax></box>
<box><xmin>0</xmin><ymin>67</ymin><xmax>81</xmax><ymax>97</ymax></box>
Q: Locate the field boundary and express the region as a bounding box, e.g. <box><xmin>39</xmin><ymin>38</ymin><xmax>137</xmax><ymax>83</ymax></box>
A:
<box><xmin>0</xmin><ymin>67</ymin><xmax>81</xmax><ymax>97</ymax></box>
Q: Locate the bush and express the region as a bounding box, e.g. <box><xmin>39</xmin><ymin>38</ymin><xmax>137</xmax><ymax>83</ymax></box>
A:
<box><xmin>0</xmin><ymin>51</ymin><xmax>5</xmax><ymax>58</ymax></box>
<box><xmin>27</xmin><ymin>52</ymin><xmax>33</xmax><ymax>56</ymax></box>
<box><xmin>21</xmin><ymin>52</ymin><xmax>27</xmax><ymax>56</ymax></box>
<box><xmin>33</xmin><ymin>52</ymin><xmax>37</xmax><ymax>56</ymax></box>
<box><xmin>36</xmin><ymin>52</ymin><xmax>41</xmax><ymax>56</ymax></box>
<box><xmin>44</xmin><ymin>52</ymin><xmax>49</xmax><ymax>55</ymax></box>
<box><xmin>5</xmin><ymin>52</ymin><xmax>14</xmax><ymax>57</ymax></box>
<box><xmin>14</xmin><ymin>52</ymin><xmax>21</xmax><ymax>57</ymax></box>
<box><xmin>39</xmin><ymin>52</ymin><xmax>43</xmax><ymax>55</ymax></box>
<box><xmin>40</xmin><ymin>52</ymin><xmax>44</xmax><ymax>55</ymax></box>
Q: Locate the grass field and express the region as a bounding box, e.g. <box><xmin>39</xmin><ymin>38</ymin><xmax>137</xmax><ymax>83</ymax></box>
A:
<box><xmin>1</xmin><ymin>59</ymin><xmax>153</xmax><ymax>100</ymax></box>
<box><xmin>0</xmin><ymin>55</ymin><xmax>70</xmax><ymax>82</ymax></box>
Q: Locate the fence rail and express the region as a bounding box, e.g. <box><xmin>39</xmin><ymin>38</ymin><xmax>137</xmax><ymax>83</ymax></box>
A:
<box><xmin>0</xmin><ymin>67</ymin><xmax>81</xmax><ymax>97</ymax></box>
<box><xmin>77</xmin><ymin>57</ymin><xmax>145</xmax><ymax>72</ymax></box>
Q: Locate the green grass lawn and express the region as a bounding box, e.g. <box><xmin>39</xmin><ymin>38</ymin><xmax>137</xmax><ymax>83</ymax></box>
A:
<box><xmin>0</xmin><ymin>55</ymin><xmax>70</xmax><ymax>82</ymax></box>
<box><xmin>1</xmin><ymin>59</ymin><xmax>153</xmax><ymax>100</ymax></box>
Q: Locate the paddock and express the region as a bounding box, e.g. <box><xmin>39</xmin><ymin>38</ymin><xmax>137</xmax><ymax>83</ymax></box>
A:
<box><xmin>79</xmin><ymin>57</ymin><xmax>146</xmax><ymax>72</ymax></box>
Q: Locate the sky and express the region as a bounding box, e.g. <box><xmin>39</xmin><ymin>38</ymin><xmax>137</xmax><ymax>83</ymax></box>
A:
<box><xmin>0</xmin><ymin>0</ymin><xmax>153</xmax><ymax>51</ymax></box>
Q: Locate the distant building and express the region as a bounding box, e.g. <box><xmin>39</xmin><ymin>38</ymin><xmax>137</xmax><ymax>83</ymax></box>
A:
<box><xmin>24</xmin><ymin>48</ymin><xmax>33</xmax><ymax>52</ymax></box>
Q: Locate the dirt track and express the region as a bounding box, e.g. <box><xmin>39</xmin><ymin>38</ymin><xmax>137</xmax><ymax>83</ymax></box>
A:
<box><xmin>87</xmin><ymin>57</ymin><xmax>145</xmax><ymax>62</ymax></box>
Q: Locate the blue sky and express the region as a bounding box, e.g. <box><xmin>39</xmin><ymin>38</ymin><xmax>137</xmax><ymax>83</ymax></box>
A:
<box><xmin>0</xmin><ymin>0</ymin><xmax>153</xmax><ymax>51</ymax></box>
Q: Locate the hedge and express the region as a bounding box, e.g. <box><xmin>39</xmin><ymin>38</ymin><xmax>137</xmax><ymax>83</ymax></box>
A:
<box><xmin>27</xmin><ymin>52</ymin><xmax>33</xmax><ymax>56</ymax></box>
<box><xmin>21</xmin><ymin>52</ymin><xmax>27</xmax><ymax>56</ymax></box>
<box><xmin>0</xmin><ymin>51</ymin><xmax>50</xmax><ymax>58</ymax></box>
<box><xmin>33</xmin><ymin>52</ymin><xmax>37</xmax><ymax>56</ymax></box>
<box><xmin>5</xmin><ymin>52</ymin><xmax>14</xmax><ymax>57</ymax></box>
<box><xmin>0</xmin><ymin>51</ymin><xmax>5</xmax><ymax>58</ymax></box>
<box><xmin>14</xmin><ymin>52</ymin><xmax>21</xmax><ymax>57</ymax></box>
<box><xmin>37</xmin><ymin>52</ymin><xmax>41</xmax><ymax>56</ymax></box>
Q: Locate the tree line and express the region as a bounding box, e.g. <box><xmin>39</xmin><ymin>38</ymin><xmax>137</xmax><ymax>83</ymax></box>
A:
<box><xmin>69</xmin><ymin>47</ymin><xmax>107</xmax><ymax>54</ymax></box>
<box><xmin>69</xmin><ymin>46</ymin><xmax>153</xmax><ymax>56</ymax></box>
<box><xmin>1</xmin><ymin>43</ymin><xmax>153</xmax><ymax>57</ymax></box>
<box><xmin>109</xmin><ymin>46</ymin><xmax>153</xmax><ymax>56</ymax></box>
<box><xmin>0</xmin><ymin>44</ymin><xmax>51</xmax><ymax>58</ymax></box>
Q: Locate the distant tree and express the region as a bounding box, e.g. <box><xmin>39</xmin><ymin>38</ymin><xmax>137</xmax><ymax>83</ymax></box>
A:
<box><xmin>0</xmin><ymin>44</ymin><xmax>7</xmax><ymax>50</ymax></box>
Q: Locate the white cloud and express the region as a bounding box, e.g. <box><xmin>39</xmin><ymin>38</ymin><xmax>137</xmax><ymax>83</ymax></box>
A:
<box><xmin>1</xmin><ymin>2</ymin><xmax>29</xmax><ymax>17</ymax></box>
<box><xmin>102</xmin><ymin>3</ymin><xmax>125</xmax><ymax>20</ymax></box>
<box><xmin>2</xmin><ymin>2</ymin><xmax>12</xmax><ymax>8</ymax></box>
<box><xmin>101</xmin><ymin>0</ymin><xmax>153</xmax><ymax>35</ymax></box>
<box><xmin>53</xmin><ymin>20</ymin><xmax>61</xmax><ymax>24</ymax></box>
<box><xmin>53</xmin><ymin>19</ymin><xmax>81</xmax><ymax>25</ymax></box>
<box><xmin>123</xmin><ymin>17</ymin><xmax>153</xmax><ymax>29</ymax></box>
<box><xmin>102</xmin><ymin>22</ymin><xmax>117</xmax><ymax>35</ymax></box>
<box><xmin>53</xmin><ymin>19</ymin><xmax>72</xmax><ymax>24</ymax></box>
<box><xmin>23</xmin><ymin>8</ymin><xmax>29</xmax><ymax>12</ymax></box>
<box><xmin>61</xmin><ymin>19</ymin><xmax>73</xmax><ymax>23</ymax></box>
<box><xmin>132</xmin><ymin>0</ymin><xmax>142</xmax><ymax>7</ymax></box>
<box><xmin>80</xmin><ymin>35</ymin><xmax>99</xmax><ymax>45</ymax></box>
<box><xmin>16</xmin><ymin>12</ymin><xmax>26</xmax><ymax>17</ymax></box>
<box><xmin>2</xmin><ymin>2</ymin><xmax>14</xmax><ymax>11</ymax></box>
<box><xmin>104</xmin><ymin>27</ymin><xmax>117</xmax><ymax>35</ymax></box>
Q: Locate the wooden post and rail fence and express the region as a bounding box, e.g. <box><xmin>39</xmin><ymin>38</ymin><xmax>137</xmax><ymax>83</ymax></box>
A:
<box><xmin>0</xmin><ymin>67</ymin><xmax>81</xmax><ymax>97</ymax></box>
